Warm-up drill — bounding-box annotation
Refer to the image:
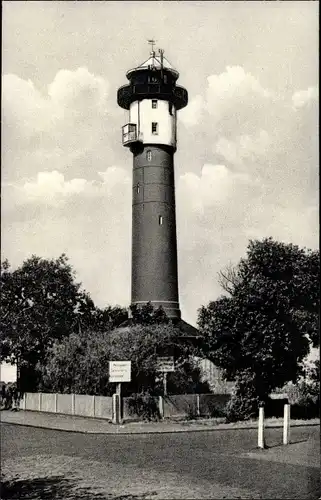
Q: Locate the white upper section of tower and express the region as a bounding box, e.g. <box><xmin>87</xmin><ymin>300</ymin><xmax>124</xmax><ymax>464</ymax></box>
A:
<box><xmin>129</xmin><ymin>99</ymin><xmax>177</xmax><ymax>148</ymax></box>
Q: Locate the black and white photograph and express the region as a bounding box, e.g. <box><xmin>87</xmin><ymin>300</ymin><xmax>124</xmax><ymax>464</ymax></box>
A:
<box><xmin>1</xmin><ymin>1</ymin><xmax>319</xmax><ymax>499</ymax></box>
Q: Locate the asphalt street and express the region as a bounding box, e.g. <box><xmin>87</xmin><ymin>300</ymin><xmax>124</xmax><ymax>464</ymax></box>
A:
<box><xmin>1</xmin><ymin>423</ymin><xmax>320</xmax><ymax>499</ymax></box>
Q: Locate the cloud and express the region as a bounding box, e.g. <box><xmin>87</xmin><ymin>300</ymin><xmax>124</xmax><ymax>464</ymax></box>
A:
<box><xmin>292</xmin><ymin>86</ymin><xmax>318</xmax><ymax>109</ymax></box>
<box><xmin>215</xmin><ymin>130</ymin><xmax>271</xmax><ymax>167</ymax></box>
<box><xmin>206</xmin><ymin>65</ymin><xmax>270</xmax><ymax>111</ymax></box>
<box><xmin>48</xmin><ymin>68</ymin><xmax>108</xmax><ymax>111</ymax></box>
<box><xmin>4</xmin><ymin>166</ymin><xmax>131</xmax><ymax>210</ymax></box>
<box><xmin>23</xmin><ymin>171</ymin><xmax>88</xmax><ymax>203</ymax></box>
<box><xmin>2</xmin><ymin>68</ymin><xmax>113</xmax><ymax>184</ymax></box>
<box><xmin>179</xmin><ymin>163</ymin><xmax>255</xmax><ymax>213</ymax></box>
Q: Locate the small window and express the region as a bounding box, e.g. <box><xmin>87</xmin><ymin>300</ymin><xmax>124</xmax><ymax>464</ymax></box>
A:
<box><xmin>152</xmin><ymin>122</ymin><xmax>158</xmax><ymax>135</ymax></box>
<box><xmin>137</xmin><ymin>183</ymin><xmax>140</xmax><ymax>194</ymax></box>
<box><xmin>159</xmin><ymin>215</ymin><xmax>163</xmax><ymax>225</ymax></box>
<box><xmin>146</xmin><ymin>150</ymin><xmax>152</xmax><ymax>161</ymax></box>
<box><xmin>152</xmin><ymin>100</ymin><xmax>157</xmax><ymax>109</ymax></box>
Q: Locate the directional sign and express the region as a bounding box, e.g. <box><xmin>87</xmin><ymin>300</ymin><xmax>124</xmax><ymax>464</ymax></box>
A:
<box><xmin>109</xmin><ymin>361</ymin><xmax>131</xmax><ymax>383</ymax></box>
<box><xmin>156</xmin><ymin>356</ymin><xmax>175</xmax><ymax>372</ymax></box>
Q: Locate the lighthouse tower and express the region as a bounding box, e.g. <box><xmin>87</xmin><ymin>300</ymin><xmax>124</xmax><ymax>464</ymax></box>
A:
<box><xmin>117</xmin><ymin>44</ymin><xmax>188</xmax><ymax>321</ymax></box>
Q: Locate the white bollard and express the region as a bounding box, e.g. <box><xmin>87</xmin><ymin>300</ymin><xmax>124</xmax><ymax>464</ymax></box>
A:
<box><xmin>112</xmin><ymin>393</ymin><xmax>120</xmax><ymax>424</ymax></box>
<box><xmin>159</xmin><ymin>395</ymin><xmax>164</xmax><ymax>419</ymax></box>
<box><xmin>283</xmin><ymin>403</ymin><xmax>290</xmax><ymax>445</ymax></box>
<box><xmin>196</xmin><ymin>394</ymin><xmax>200</xmax><ymax>417</ymax></box>
<box><xmin>258</xmin><ymin>406</ymin><xmax>265</xmax><ymax>449</ymax></box>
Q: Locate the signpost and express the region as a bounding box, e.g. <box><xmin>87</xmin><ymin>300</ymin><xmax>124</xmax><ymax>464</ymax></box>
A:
<box><xmin>156</xmin><ymin>357</ymin><xmax>175</xmax><ymax>396</ymax></box>
<box><xmin>109</xmin><ymin>361</ymin><xmax>131</xmax><ymax>424</ymax></box>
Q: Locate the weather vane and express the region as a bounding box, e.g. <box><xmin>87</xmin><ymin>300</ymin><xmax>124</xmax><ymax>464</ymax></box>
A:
<box><xmin>148</xmin><ymin>39</ymin><xmax>156</xmax><ymax>56</ymax></box>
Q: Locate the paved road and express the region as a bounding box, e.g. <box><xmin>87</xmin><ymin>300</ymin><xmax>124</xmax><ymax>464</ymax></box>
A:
<box><xmin>1</xmin><ymin>424</ymin><xmax>319</xmax><ymax>499</ymax></box>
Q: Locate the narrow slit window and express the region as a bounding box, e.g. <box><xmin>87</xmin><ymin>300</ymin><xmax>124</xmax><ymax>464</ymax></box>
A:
<box><xmin>137</xmin><ymin>183</ymin><xmax>140</xmax><ymax>194</ymax></box>
<box><xmin>152</xmin><ymin>122</ymin><xmax>158</xmax><ymax>135</ymax></box>
<box><xmin>146</xmin><ymin>150</ymin><xmax>152</xmax><ymax>161</ymax></box>
<box><xmin>152</xmin><ymin>100</ymin><xmax>157</xmax><ymax>109</ymax></box>
<box><xmin>159</xmin><ymin>215</ymin><xmax>163</xmax><ymax>225</ymax></box>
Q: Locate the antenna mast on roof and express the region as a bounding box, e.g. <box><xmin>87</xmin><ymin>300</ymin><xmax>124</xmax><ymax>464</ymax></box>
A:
<box><xmin>159</xmin><ymin>48</ymin><xmax>164</xmax><ymax>80</ymax></box>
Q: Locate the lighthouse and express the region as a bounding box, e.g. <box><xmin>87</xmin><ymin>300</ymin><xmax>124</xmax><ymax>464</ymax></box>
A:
<box><xmin>117</xmin><ymin>44</ymin><xmax>189</xmax><ymax>322</ymax></box>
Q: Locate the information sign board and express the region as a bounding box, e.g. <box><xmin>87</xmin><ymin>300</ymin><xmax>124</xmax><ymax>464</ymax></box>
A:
<box><xmin>156</xmin><ymin>356</ymin><xmax>175</xmax><ymax>372</ymax></box>
<box><xmin>109</xmin><ymin>361</ymin><xmax>131</xmax><ymax>383</ymax></box>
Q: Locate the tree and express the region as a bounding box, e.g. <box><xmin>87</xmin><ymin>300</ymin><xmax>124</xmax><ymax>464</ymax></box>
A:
<box><xmin>217</xmin><ymin>262</ymin><xmax>241</xmax><ymax>296</ymax></box>
<box><xmin>40</xmin><ymin>321</ymin><xmax>207</xmax><ymax>396</ymax></box>
<box><xmin>39</xmin><ymin>329</ymin><xmax>112</xmax><ymax>395</ymax></box>
<box><xmin>198</xmin><ymin>238</ymin><xmax>319</xmax><ymax>420</ymax></box>
<box><xmin>130</xmin><ymin>302</ymin><xmax>169</xmax><ymax>325</ymax></box>
<box><xmin>0</xmin><ymin>255</ymin><xmax>127</xmax><ymax>392</ymax></box>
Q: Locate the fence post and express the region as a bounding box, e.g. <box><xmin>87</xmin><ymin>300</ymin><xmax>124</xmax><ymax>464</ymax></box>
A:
<box><xmin>258</xmin><ymin>406</ymin><xmax>265</xmax><ymax>449</ymax></box>
<box><xmin>54</xmin><ymin>393</ymin><xmax>58</xmax><ymax>413</ymax></box>
<box><xmin>39</xmin><ymin>393</ymin><xmax>42</xmax><ymax>411</ymax></box>
<box><xmin>72</xmin><ymin>393</ymin><xmax>75</xmax><ymax>415</ymax></box>
<box><xmin>283</xmin><ymin>403</ymin><xmax>291</xmax><ymax>445</ymax></box>
<box><xmin>196</xmin><ymin>394</ymin><xmax>200</xmax><ymax>417</ymax></box>
<box><xmin>159</xmin><ymin>395</ymin><xmax>164</xmax><ymax>419</ymax></box>
<box><xmin>93</xmin><ymin>395</ymin><xmax>96</xmax><ymax>418</ymax></box>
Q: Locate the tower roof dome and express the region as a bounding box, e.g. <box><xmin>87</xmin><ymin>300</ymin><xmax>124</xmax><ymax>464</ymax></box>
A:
<box><xmin>126</xmin><ymin>51</ymin><xmax>179</xmax><ymax>80</ymax></box>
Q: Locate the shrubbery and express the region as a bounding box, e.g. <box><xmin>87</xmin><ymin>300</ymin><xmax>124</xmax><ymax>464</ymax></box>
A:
<box><xmin>127</xmin><ymin>392</ymin><xmax>160</xmax><ymax>421</ymax></box>
<box><xmin>0</xmin><ymin>382</ymin><xmax>19</xmax><ymax>410</ymax></box>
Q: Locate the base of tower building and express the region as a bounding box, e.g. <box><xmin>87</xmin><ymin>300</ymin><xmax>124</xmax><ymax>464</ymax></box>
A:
<box><xmin>119</xmin><ymin>313</ymin><xmax>201</xmax><ymax>343</ymax></box>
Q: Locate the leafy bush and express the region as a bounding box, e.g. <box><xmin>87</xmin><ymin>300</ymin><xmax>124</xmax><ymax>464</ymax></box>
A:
<box><xmin>0</xmin><ymin>382</ymin><xmax>20</xmax><ymax>410</ymax></box>
<box><xmin>206</xmin><ymin>398</ymin><xmax>227</xmax><ymax>418</ymax></box>
<box><xmin>127</xmin><ymin>392</ymin><xmax>160</xmax><ymax>421</ymax></box>
<box><xmin>186</xmin><ymin>402</ymin><xmax>198</xmax><ymax>420</ymax></box>
<box><xmin>284</xmin><ymin>375</ymin><xmax>319</xmax><ymax>419</ymax></box>
<box><xmin>224</xmin><ymin>370</ymin><xmax>263</xmax><ymax>422</ymax></box>
<box><xmin>225</xmin><ymin>393</ymin><xmax>259</xmax><ymax>422</ymax></box>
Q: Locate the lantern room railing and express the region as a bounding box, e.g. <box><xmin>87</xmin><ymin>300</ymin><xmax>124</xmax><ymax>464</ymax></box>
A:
<box><xmin>117</xmin><ymin>84</ymin><xmax>188</xmax><ymax>110</ymax></box>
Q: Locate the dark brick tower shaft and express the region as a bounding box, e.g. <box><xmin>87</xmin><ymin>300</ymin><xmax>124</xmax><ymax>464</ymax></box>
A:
<box><xmin>131</xmin><ymin>144</ymin><xmax>180</xmax><ymax>318</ymax></box>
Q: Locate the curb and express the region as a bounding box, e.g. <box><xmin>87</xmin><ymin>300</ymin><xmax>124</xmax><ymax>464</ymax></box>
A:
<box><xmin>2</xmin><ymin>419</ymin><xmax>319</xmax><ymax>435</ymax></box>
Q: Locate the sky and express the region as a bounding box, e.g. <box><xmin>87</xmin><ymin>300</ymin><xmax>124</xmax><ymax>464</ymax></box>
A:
<box><xmin>2</xmin><ymin>1</ymin><xmax>319</xmax><ymax>327</ymax></box>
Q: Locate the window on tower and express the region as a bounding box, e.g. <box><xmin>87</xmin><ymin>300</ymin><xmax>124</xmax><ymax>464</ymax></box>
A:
<box><xmin>152</xmin><ymin>100</ymin><xmax>157</xmax><ymax>109</ymax></box>
<box><xmin>146</xmin><ymin>150</ymin><xmax>152</xmax><ymax>161</ymax></box>
<box><xmin>152</xmin><ymin>122</ymin><xmax>158</xmax><ymax>135</ymax></box>
<box><xmin>159</xmin><ymin>215</ymin><xmax>163</xmax><ymax>225</ymax></box>
<box><xmin>137</xmin><ymin>183</ymin><xmax>140</xmax><ymax>194</ymax></box>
